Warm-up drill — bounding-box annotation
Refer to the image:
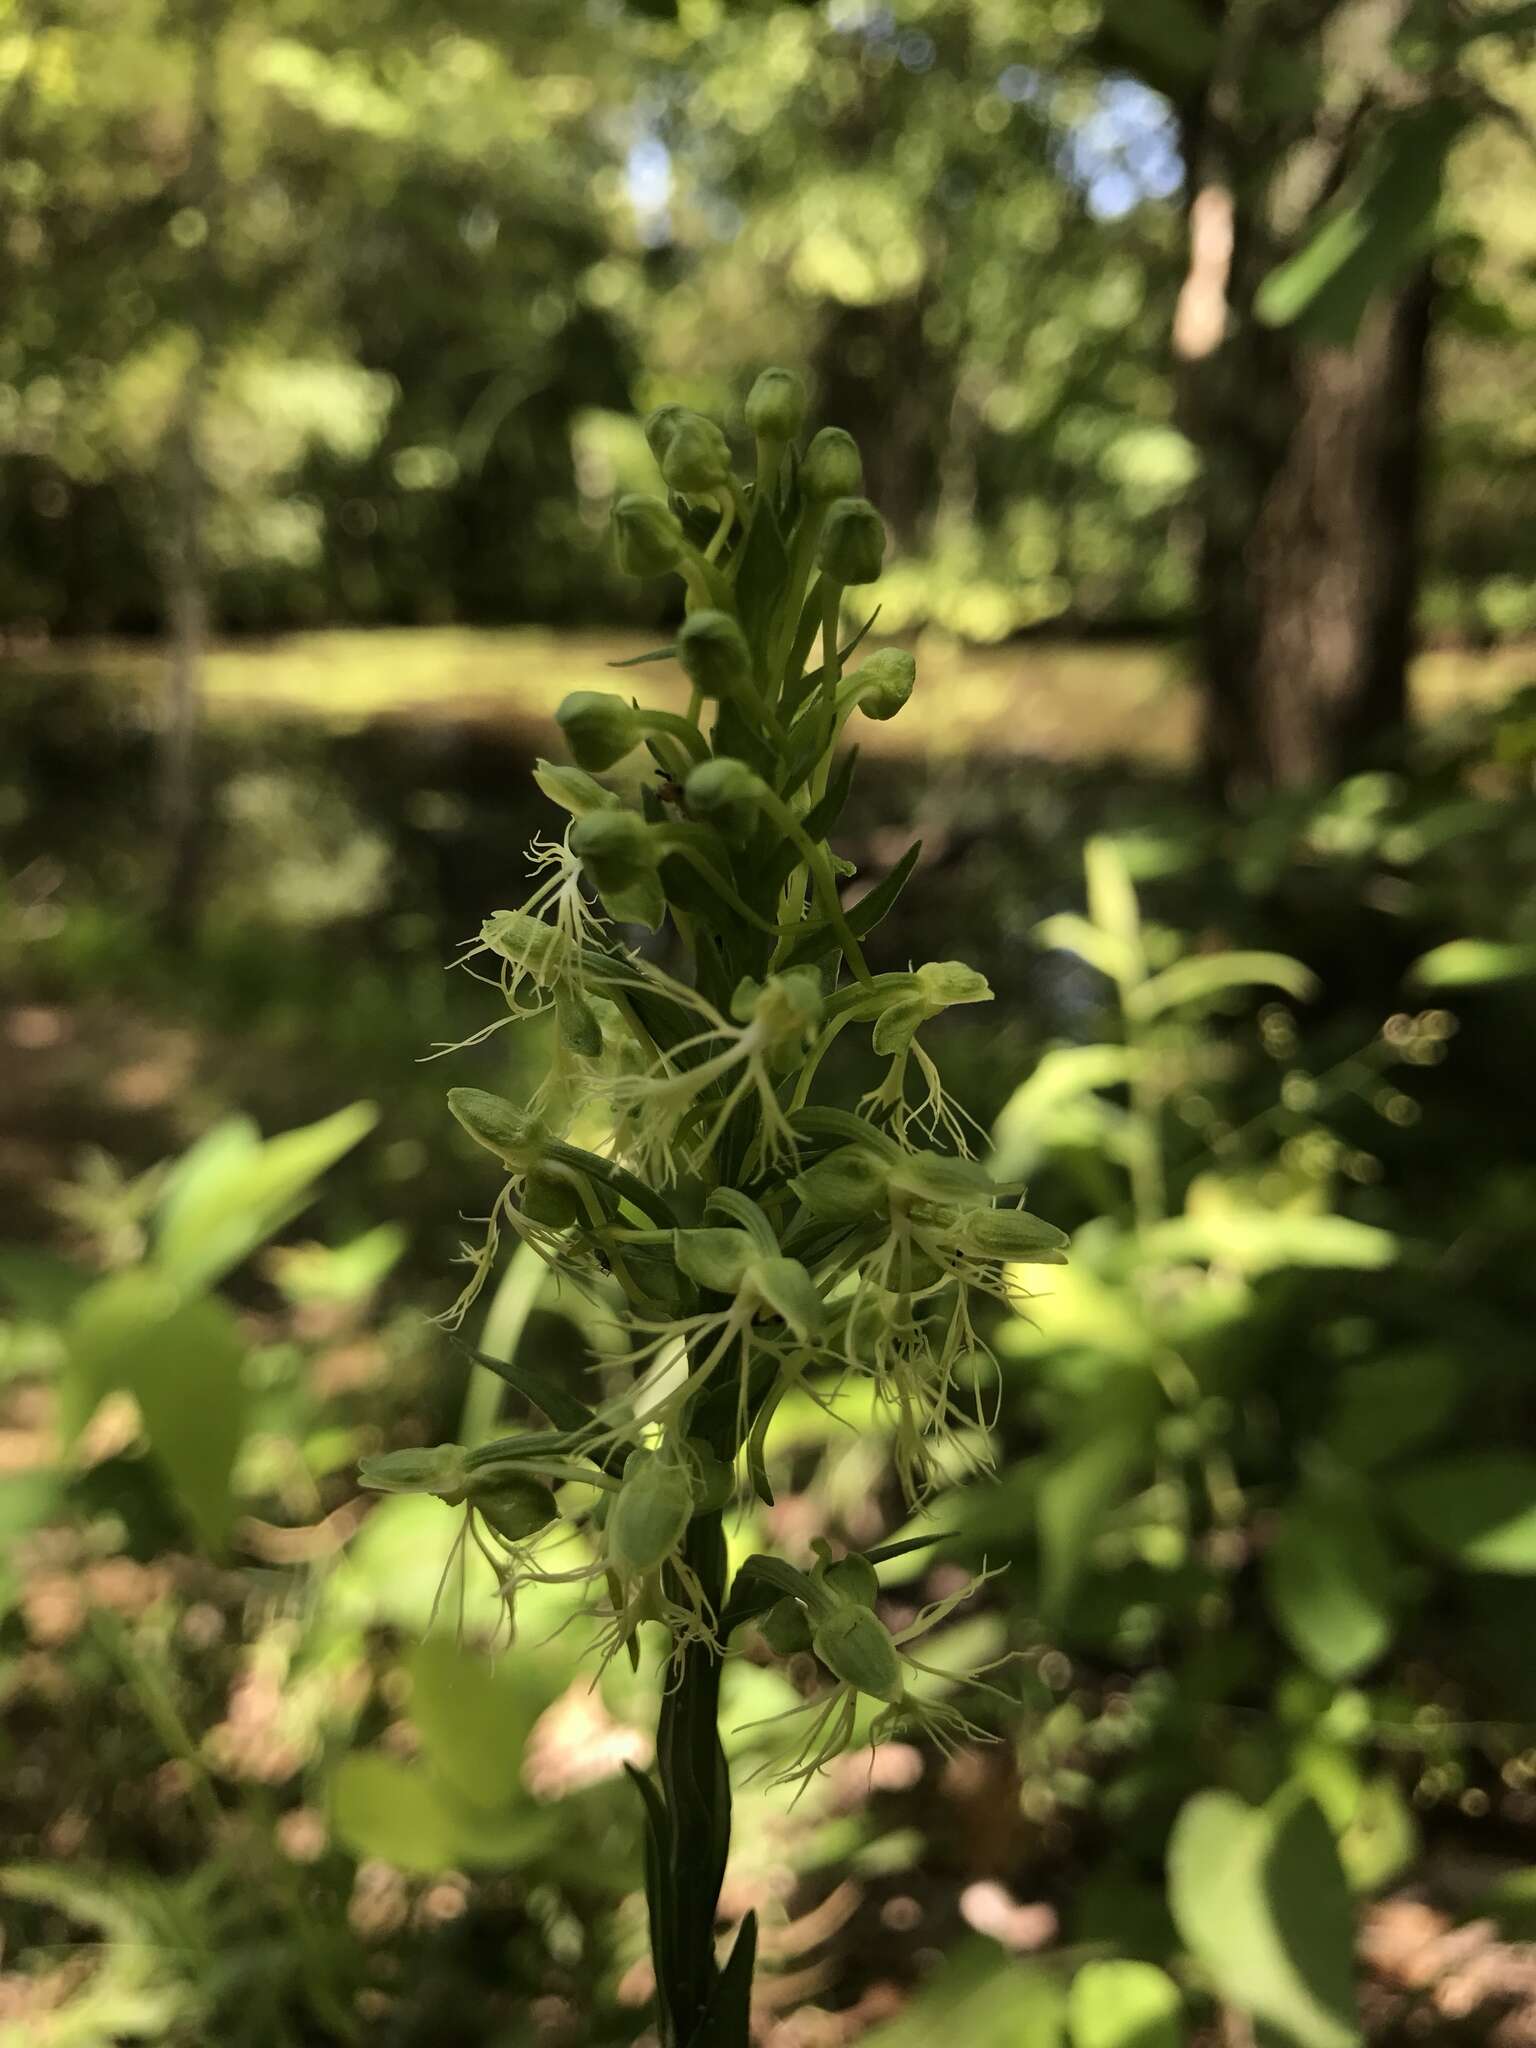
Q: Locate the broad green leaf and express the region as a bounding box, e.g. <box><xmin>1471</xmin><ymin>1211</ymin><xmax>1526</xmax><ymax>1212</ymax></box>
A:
<box><xmin>1264</xmin><ymin>1491</ymin><xmax>1396</xmax><ymax>1680</ymax></box>
<box><xmin>1069</xmin><ymin>1960</ymin><xmax>1183</xmax><ymax>2048</ymax></box>
<box><xmin>1390</xmin><ymin>1454</ymin><xmax>1536</xmax><ymax>1571</ymax></box>
<box><xmin>65</xmin><ymin>1272</ymin><xmax>248</xmax><ymax>1548</ymax></box>
<box><xmin>329</xmin><ymin>1754</ymin><xmax>465</xmax><ymax>1872</ymax></box>
<box><xmin>1340</xmin><ymin>1775</ymin><xmax>1418</xmax><ymax>1895</ymax></box>
<box><xmin>1475</xmin><ymin>1865</ymin><xmax>1536</xmax><ymax>1939</ymax></box>
<box><xmin>1127</xmin><ymin>951</ymin><xmax>1316</xmax><ymax>1022</ymax></box>
<box><xmin>153</xmin><ymin>1102</ymin><xmax>378</xmax><ymax>1292</ymax></box>
<box><xmin>1408</xmin><ymin>938</ymin><xmax>1536</xmax><ymax>989</ymax></box>
<box><xmin>1168</xmin><ymin>1785</ymin><xmax>1358</xmax><ymax>2048</ymax></box>
<box><xmin>1256</xmin><ymin>105</ymin><xmax>1467</xmax><ymax>343</ymax></box>
<box><xmin>408</xmin><ymin>1638</ymin><xmax>550</xmax><ymax>1810</ymax></box>
<box><xmin>1324</xmin><ymin>1347</ymin><xmax>1458</xmax><ymax>1469</ymax></box>
<box><xmin>861</xmin><ymin>1940</ymin><xmax>1066</xmax><ymax>2048</ymax></box>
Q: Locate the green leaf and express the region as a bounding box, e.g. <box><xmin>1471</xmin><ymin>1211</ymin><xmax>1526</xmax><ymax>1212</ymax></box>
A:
<box><xmin>153</xmin><ymin>1103</ymin><xmax>378</xmax><ymax>1292</ymax></box>
<box><xmin>1264</xmin><ymin>1489</ymin><xmax>1396</xmax><ymax>1680</ymax></box>
<box><xmin>65</xmin><ymin>1272</ymin><xmax>247</xmax><ymax>1549</ymax></box>
<box><xmin>1069</xmin><ymin>1960</ymin><xmax>1183</xmax><ymax>2048</ymax></box>
<box><xmin>607</xmin><ymin>642</ymin><xmax>678</xmax><ymax>667</ymax></box>
<box><xmin>1408</xmin><ymin>937</ymin><xmax>1536</xmax><ymax>989</ymax></box>
<box><xmin>733</xmin><ymin>489</ymin><xmax>790</xmax><ymax>650</ymax></box>
<box><xmin>461</xmin><ymin>1342</ymin><xmax>595</xmax><ymax>1434</ymax></box>
<box><xmin>329</xmin><ymin>1754</ymin><xmax>465</xmax><ymax>1873</ymax></box>
<box><xmin>1085</xmin><ymin>837</ymin><xmax>1142</xmax><ymax>952</ymax></box>
<box><xmin>989</xmin><ymin>1044</ymin><xmax>1140</xmax><ymax>1180</ymax></box>
<box><xmin>1127</xmin><ymin>950</ymin><xmax>1316</xmax><ymax>1022</ymax></box>
<box><xmin>1145</xmin><ymin>1208</ymin><xmax>1396</xmax><ymax>1276</ymax></box>
<box><xmin>1390</xmin><ymin>1454</ymin><xmax>1536</xmax><ymax>1571</ymax></box>
<box><xmin>1324</xmin><ymin>1347</ymin><xmax>1459</xmax><ymax>1469</ymax></box>
<box><xmin>861</xmin><ymin>1941</ymin><xmax>1067</xmax><ymax>2047</ymax></box>
<box><xmin>1256</xmin><ymin>104</ymin><xmax>1467</xmax><ymax>343</ymax></box>
<box><xmin>1038</xmin><ymin>1384</ymin><xmax>1156</xmax><ymax>1617</ymax></box>
<box><xmin>1036</xmin><ymin>912</ymin><xmax>1142</xmax><ymax>988</ymax></box>
<box><xmin>691</xmin><ymin>1910</ymin><xmax>758</xmax><ymax>2047</ymax></box>
<box><xmin>1167</xmin><ymin>1785</ymin><xmax>1359</xmax><ymax>2048</ymax></box>
<box><xmin>1099</xmin><ymin>0</ymin><xmax>1219</xmax><ymax>85</ymax></box>
<box><xmin>0</xmin><ymin>1246</ymin><xmax>91</xmax><ymax>1323</ymax></box>
<box><xmin>408</xmin><ymin>1638</ymin><xmax>549</xmax><ymax>1810</ymax></box>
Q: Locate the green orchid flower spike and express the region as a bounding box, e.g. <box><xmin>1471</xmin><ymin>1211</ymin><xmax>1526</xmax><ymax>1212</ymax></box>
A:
<box><xmin>356</xmin><ymin>375</ymin><xmax>1068</xmax><ymax>2047</ymax></box>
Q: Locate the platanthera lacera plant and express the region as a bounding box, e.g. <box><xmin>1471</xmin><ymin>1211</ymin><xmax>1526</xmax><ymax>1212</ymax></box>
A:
<box><xmin>359</xmin><ymin>372</ymin><xmax>1067</xmax><ymax>2044</ymax></box>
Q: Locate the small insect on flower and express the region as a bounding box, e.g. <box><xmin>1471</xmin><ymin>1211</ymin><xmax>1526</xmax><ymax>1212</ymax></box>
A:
<box><xmin>742</xmin><ymin>1561</ymin><xmax>1014</xmax><ymax>1797</ymax></box>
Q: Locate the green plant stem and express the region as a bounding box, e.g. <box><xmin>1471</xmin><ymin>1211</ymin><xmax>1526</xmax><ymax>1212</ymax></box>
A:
<box><xmin>654</xmin><ymin>1506</ymin><xmax>732</xmax><ymax>2045</ymax></box>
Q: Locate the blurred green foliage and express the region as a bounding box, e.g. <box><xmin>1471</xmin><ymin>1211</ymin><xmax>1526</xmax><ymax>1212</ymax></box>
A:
<box><xmin>3</xmin><ymin>0</ymin><xmax>1534</xmax><ymax>642</ymax></box>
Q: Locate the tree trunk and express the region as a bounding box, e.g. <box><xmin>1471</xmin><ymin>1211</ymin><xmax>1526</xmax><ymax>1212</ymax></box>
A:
<box><xmin>1172</xmin><ymin>0</ymin><xmax>1435</xmax><ymax>803</ymax></box>
<box><xmin>1186</xmin><ymin>263</ymin><xmax>1433</xmax><ymax>800</ymax></box>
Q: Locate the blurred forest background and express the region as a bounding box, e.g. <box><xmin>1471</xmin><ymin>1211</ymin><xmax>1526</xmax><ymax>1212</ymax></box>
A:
<box><xmin>8</xmin><ymin>1</ymin><xmax>1536</xmax><ymax>2044</ymax></box>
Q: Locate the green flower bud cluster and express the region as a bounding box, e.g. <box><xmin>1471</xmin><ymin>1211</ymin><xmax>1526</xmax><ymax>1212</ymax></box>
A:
<box><xmin>359</xmin><ymin>372</ymin><xmax>1068</xmax><ymax>2033</ymax></box>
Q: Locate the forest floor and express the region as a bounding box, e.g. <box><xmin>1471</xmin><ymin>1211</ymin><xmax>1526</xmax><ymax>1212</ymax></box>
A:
<box><xmin>11</xmin><ymin>627</ymin><xmax>1536</xmax><ymax>766</ymax></box>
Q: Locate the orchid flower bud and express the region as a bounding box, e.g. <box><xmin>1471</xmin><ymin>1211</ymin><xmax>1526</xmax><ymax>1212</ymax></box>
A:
<box><xmin>789</xmin><ymin>1144</ymin><xmax>890</xmax><ymax>1221</ymax></box>
<box><xmin>816</xmin><ymin>1550</ymin><xmax>880</xmax><ymax>1608</ymax></box>
<box><xmin>608</xmin><ymin>1447</ymin><xmax>695</xmax><ymax>1577</ymax></box>
<box><xmin>746</xmin><ymin>1255</ymin><xmax>825</xmax><ymax>1341</ymax></box>
<box><xmin>817</xmin><ymin>497</ymin><xmax>886</xmax><ymax>586</ymax></box>
<box><xmin>520</xmin><ymin>1166</ymin><xmax>586</xmax><ymax>1229</ymax></box>
<box><xmin>800</xmin><ymin>426</ymin><xmax>863</xmax><ymax>502</ymax></box>
<box><xmin>745</xmin><ymin>367</ymin><xmax>807</xmax><ymax>444</ymax></box>
<box><xmin>913</xmin><ymin>961</ymin><xmax>993</xmax><ymax>1009</ymax></box>
<box><xmin>613</xmin><ymin>492</ymin><xmax>687</xmax><ymax>577</ymax></box>
<box><xmin>957</xmin><ymin>1207</ymin><xmax>1071</xmax><ymax>1263</ymax></box>
<box><xmin>357</xmin><ymin>1443</ymin><xmax>470</xmax><ymax>1500</ymax></box>
<box><xmin>643</xmin><ymin>403</ymin><xmax>690</xmax><ymax>461</ymax></box>
<box><xmin>447</xmin><ymin>1089</ymin><xmax>553</xmax><ymax>1173</ymax></box>
<box><xmin>677</xmin><ymin>610</ymin><xmax>754</xmax><ymax>703</ymax></box>
<box><xmin>569</xmin><ymin>809</ymin><xmax>666</xmax><ymax>930</ymax></box>
<box><xmin>467</xmin><ymin>1471</ymin><xmax>558</xmax><ymax>1542</ymax></box>
<box><xmin>674</xmin><ymin>1226</ymin><xmax>758</xmax><ymax>1295</ymax></box>
<box><xmin>812</xmin><ymin>1602</ymin><xmax>904</xmax><ymax>1705</ymax></box>
<box><xmin>684</xmin><ymin>756</ymin><xmax>764</xmax><ymax>814</ymax></box>
<box><xmin>660</xmin><ymin>414</ymin><xmax>732</xmax><ymax>496</ymax></box>
<box><xmin>555</xmin><ymin>691</ymin><xmax>643</xmax><ymax>772</ymax></box>
<box><xmin>761</xmin><ymin>1595</ymin><xmax>813</xmax><ymax>1655</ymax></box>
<box><xmin>850</xmin><ymin>648</ymin><xmax>915</xmax><ymax>721</ymax></box>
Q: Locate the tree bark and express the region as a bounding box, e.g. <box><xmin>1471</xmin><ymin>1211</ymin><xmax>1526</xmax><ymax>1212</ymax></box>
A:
<box><xmin>1186</xmin><ymin>261</ymin><xmax>1433</xmax><ymax>801</ymax></box>
<box><xmin>1173</xmin><ymin>0</ymin><xmax>1435</xmax><ymax>803</ymax></box>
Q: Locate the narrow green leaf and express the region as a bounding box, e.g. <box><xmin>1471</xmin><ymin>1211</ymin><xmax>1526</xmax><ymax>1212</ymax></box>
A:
<box><xmin>691</xmin><ymin>1909</ymin><xmax>758</xmax><ymax>2046</ymax></box>
<box><xmin>608</xmin><ymin>643</ymin><xmax>678</xmax><ymax>667</ymax></box>
<box><xmin>1127</xmin><ymin>950</ymin><xmax>1316</xmax><ymax>1022</ymax></box>
<box><xmin>1256</xmin><ymin>105</ymin><xmax>1466</xmax><ymax>343</ymax></box>
<box><xmin>408</xmin><ymin>1638</ymin><xmax>549</xmax><ymax>1810</ymax></box>
<box><xmin>1408</xmin><ymin>938</ymin><xmax>1536</xmax><ymax>989</ymax></box>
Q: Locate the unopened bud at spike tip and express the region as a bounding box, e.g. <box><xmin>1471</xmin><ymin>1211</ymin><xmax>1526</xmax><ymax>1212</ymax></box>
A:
<box><xmin>676</xmin><ymin>609</ymin><xmax>753</xmax><ymax>700</ymax></box>
<box><xmin>818</xmin><ymin>497</ymin><xmax>886</xmax><ymax>587</ymax></box>
<box><xmin>555</xmin><ymin>691</ymin><xmax>642</xmax><ymax>773</ymax></box>
<box><xmin>800</xmin><ymin>426</ymin><xmax>863</xmax><ymax>502</ymax></box>
<box><xmin>685</xmin><ymin>755</ymin><xmax>765</xmax><ymax>814</ymax></box>
<box><xmin>745</xmin><ymin>367</ymin><xmax>807</xmax><ymax>443</ymax></box>
<box><xmin>447</xmin><ymin>1089</ymin><xmax>552</xmax><ymax>1173</ymax></box>
<box><xmin>568</xmin><ymin>808</ymin><xmax>666</xmax><ymax>930</ymax></box>
<box><xmin>612</xmin><ymin>492</ymin><xmax>687</xmax><ymax>578</ymax></box>
<box><xmin>851</xmin><ymin>648</ymin><xmax>916</xmax><ymax>722</ymax></box>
